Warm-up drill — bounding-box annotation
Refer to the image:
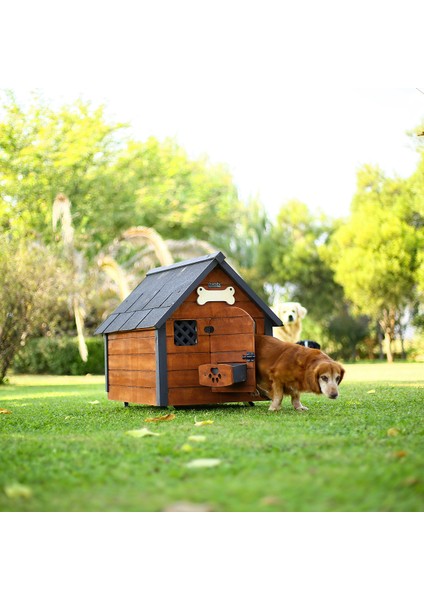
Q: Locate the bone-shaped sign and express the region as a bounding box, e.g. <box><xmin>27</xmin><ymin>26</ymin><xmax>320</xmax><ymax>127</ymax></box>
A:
<box><xmin>197</xmin><ymin>286</ymin><xmax>235</xmax><ymax>305</ymax></box>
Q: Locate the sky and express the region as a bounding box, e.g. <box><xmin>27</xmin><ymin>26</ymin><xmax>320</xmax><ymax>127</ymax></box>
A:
<box><xmin>1</xmin><ymin>0</ymin><xmax>423</xmax><ymax>218</ymax></box>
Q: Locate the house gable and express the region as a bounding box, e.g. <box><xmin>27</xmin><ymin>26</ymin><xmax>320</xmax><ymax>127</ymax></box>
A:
<box><xmin>95</xmin><ymin>251</ymin><xmax>282</xmax><ymax>335</ymax></box>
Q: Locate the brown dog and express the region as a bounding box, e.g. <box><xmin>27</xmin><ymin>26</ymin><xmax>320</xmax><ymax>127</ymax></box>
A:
<box><xmin>255</xmin><ymin>335</ymin><xmax>345</xmax><ymax>412</ymax></box>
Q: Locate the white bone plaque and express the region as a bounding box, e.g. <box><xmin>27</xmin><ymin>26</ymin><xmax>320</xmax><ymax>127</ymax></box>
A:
<box><xmin>197</xmin><ymin>286</ymin><xmax>235</xmax><ymax>305</ymax></box>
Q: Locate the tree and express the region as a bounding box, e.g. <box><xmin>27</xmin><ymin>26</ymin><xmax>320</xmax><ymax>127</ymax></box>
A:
<box><xmin>115</xmin><ymin>137</ymin><xmax>243</xmax><ymax>248</ymax></box>
<box><xmin>0</xmin><ymin>91</ymin><xmax>127</xmax><ymax>250</ymax></box>
<box><xmin>258</xmin><ymin>200</ymin><xmax>345</xmax><ymax>323</ymax></box>
<box><xmin>0</xmin><ymin>236</ymin><xmax>68</xmax><ymax>383</ymax></box>
<box><xmin>0</xmin><ymin>93</ymin><xmax>243</xmax><ymax>259</ymax></box>
<box><xmin>327</xmin><ymin>166</ymin><xmax>421</xmax><ymax>362</ymax></box>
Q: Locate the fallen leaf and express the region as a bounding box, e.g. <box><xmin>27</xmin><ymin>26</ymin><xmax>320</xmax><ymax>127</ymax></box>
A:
<box><xmin>4</xmin><ymin>483</ymin><xmax>33</xmax><ymax>500</ymax></box>
<box><xmin>387</xmin><ymin>428</ymin><xmax>400</xmax><ymax>437</ymax></box>
<box><xmin>392</xmin><ymin>450</ymin><xmax>408</xmax><ymax>458</ymax></box>
<box><xmin>180</xmin><ymin>443</ymin><xmax>193</xmax><ymax>452</ymax></box>
<box><xmin>163</xmin><ymin>501</ymin><xmax>213</xmax><ymax>512</ymax></box>
<box><xmin>367</xmin><ymin>390</ymin><xmax>376</xmax><ymax>394</ymax></box>
<box><xmin>403</xmin><ymin>477</ymin><xmax>419</xmax><ymax>487</ymax></box>
<box><xmin>260</xmin><ymin>496</ymin><xmax>282</xmax><ymax>506</ymax></box>
<box><xmin>186</xmin><ymin>458</ymin><xmax>221</xmax><ymax>469</ymax></box>
<box><xmin>187</xmin><ymin>435</ymin><xmax>206</xmax><ymax>442</ymax></box>
<box><xmin>125</xmin><ymin>428</ymin><xmax>161</xmax><ymax>438</ymax></box>
<box><xmin>88</xmin><ymin>400</ymin><xmax>100</xmax><ymax>405</ymax></box>
<box><xmin>0</xmin><ymin>408</ymin><xmax>12</xmax><ymax>414</ymax></box>
<box><xmin>194</xmin><ymin>419</ymin><xmax>214</xmax><ymax>427</ymax></box>
<box><xmin>145</xmin><ymin>413</ymin><xmax>176</xmax><ymax>422</ymax></box>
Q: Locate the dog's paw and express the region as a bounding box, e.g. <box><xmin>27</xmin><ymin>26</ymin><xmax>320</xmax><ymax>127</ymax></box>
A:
<box><xmin>295</xmin><ymin>405</ymin><xmax>309</xmax><ymax>412</ymax></box>
<box><xmin>269</xmin><ymin>404</ymin><xmax>282</xmax><ymax>412</ymax></box>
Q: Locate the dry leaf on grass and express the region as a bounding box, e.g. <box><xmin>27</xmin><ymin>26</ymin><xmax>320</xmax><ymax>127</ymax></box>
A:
<box><xmin>187</xmin><ymin>435</ymin><xmax>206</xmax><ymax>442</ymax></box>
<box><xmin>367</xmin><ymin>390</ymin><xmax>376</xmax><ymax>394</ymax></box>
<box><xmin>387</xmin><ymin>428</ymin><xmax>400</xmax><ymax>437</ymax></box>
<box><xmin>194</xmin><ymin>419</ymin><xmax>214</xmax><ymax>427</ymax></box>
<box><xmin>88</xmin><ymin>400</ymin><xmax>100</xmax><ymax>405</ymax></box>
<box><xmin>164</xmin><ymin>501</ymin><xmax>213</xmax><ymax>512</ymax></box>
<box><xmin>145</xmin><ymin>413</ymin><xmax>175</xmax><ymax>423</ymax></box>
<box><xmin>125</xmin><ymin>428</ymin><xmax>161</xmax><ymax>438</ymax></box>
<box><xmin>0</xmin><ymin>408</ymin><xmax>12</xmax><ymax>414</ymax></box>
<box><xmin>180</xmin><ymin>443</ymin><xmax>193</xmax><ymax>452</ymax></box>
<box><xmin>392</xmin><ymin>450</ymin><xmax>408</xmax><ymax>458</ymax></box>
<box><xmin>4</xmin><ymin>483</ymin><xmax>33</xmax><ymax>500</ymax></box>
<box><xmin>186</xmin><ymin>458</ymin><xmax>221</xmax><ymax>469</ymax></box>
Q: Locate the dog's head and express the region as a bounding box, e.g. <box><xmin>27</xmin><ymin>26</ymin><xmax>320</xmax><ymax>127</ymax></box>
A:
<box><xmin>274</xmin><ymin>301</ymin><xmax>307</xmax><ymax>326</ymax></box>
<box><xmin>314</xmin><ymin>361</ymin><xmax>345</xmax><ymax>399</ymax></box>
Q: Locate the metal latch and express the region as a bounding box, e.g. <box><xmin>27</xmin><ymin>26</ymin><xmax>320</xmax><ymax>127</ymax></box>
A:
<box><xmin>242</xmin><ymin>352</ymin><xmax>255</xmax><ymax>362</ymax></box>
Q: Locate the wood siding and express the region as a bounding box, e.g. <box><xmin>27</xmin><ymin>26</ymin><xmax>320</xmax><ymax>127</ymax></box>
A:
<box><xmin>107</xmin><ymin>329</ymin><xmax>157</xmax><ymax>405</ymax></box>
<box><xmin>104</xmin><ymin>264</ymin><xmax>269</xmax><ymax>406</ymax></box>
<box><xmin>165</xmin><ymin>266</ymin><xmax>260</xmax><ymax>404</ymax></box>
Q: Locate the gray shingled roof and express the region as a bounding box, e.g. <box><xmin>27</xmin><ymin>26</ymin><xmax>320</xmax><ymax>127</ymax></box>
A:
<box><xmin>94</xmin><ymin>251</ymin><xmax>282</xmax><ymax>334</ymax></box>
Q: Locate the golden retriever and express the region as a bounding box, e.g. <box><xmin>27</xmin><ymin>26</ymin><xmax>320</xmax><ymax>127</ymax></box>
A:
<box><xmin>255</xmin><ymin>335</ymin><xmax>345</xmax><ymax>412</ymax></box>
<box><xmin>272</xmin><ymin>301</ymin><xmax>307</xmax><ymax>343</ymax></box>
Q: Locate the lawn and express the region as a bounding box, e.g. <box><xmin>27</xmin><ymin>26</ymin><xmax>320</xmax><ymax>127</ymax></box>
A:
<box><xmin>0</xmin><ymin>364</ymin><xmax>423</xmax><ymax>512</ymax></box>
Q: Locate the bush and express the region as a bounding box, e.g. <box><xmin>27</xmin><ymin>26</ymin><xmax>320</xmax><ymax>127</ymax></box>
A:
<box><xmin>13</xmin><ymin>336</ymin><xmax>105</xmax><ymax>375</ymax></box>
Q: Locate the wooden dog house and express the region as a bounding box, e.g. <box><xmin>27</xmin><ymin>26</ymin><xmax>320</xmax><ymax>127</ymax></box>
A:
<box><xmin>95</xmin><ymin>252</ymin><xmax>282</xmax><ymax>406</ymax></box>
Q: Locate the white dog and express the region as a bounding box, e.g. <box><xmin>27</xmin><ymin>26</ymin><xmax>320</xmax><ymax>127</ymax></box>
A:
<box><xmin>272</xmin><ymin>301</ymin><xmax>307</xmax><ymax>343</ymax></box>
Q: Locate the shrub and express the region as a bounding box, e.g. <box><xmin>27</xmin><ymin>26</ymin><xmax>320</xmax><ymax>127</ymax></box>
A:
<box><xmin>13</xmin><ymin>337</ymin><xmax>104</xmax><ymax>375</ymax></box>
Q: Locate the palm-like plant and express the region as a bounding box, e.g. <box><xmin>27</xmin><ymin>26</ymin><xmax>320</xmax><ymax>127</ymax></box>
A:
<box><xmin>52</xmin><ymin>193</ymin><xmax>88</xmax><ymax>361</ymax></box>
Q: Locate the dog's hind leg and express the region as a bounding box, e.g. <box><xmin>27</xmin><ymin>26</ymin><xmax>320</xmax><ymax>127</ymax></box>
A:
<box><xmin>291</xmin><ymin>392</ymin><xmax>308</xmax><ymax>412</ymax></box>
<box><xmin>269</xmin><ymin>381</ymin><xmax>284</xmax><ymax>411</ymax></box>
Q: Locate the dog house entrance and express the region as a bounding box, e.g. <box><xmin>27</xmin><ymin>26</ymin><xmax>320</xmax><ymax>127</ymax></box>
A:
<box><xmin>198</xmin><ymin>307</ymin><xmax>256</xmax><ymax>393</ymax></box>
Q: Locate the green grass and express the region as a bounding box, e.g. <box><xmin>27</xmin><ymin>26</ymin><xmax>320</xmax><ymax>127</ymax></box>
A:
<box><xmin>0</xmin><ymin>364</ymin><xmax>423</xmax><ymax>512</ymax></box>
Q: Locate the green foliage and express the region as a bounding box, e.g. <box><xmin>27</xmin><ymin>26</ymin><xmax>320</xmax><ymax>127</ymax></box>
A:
<box><xmin>326</xmin><ymin>166</ymin><xmax>423</xmax><ymax>361</ymax></box>
<box><xmin>13</xmin><ymin>337</ymin><xmax>104</xmax><ymax>375</ymax></box>
<box><xmin>120</xmin><ymin>137</ymin><xmax>242</xmax><ymax>246</ymax></box>
<box><xmin>258</xmin><ymin>200</ymin><xmax>345</xmax><ymax>322</ymax></box>
<box><xmin>0</xmin><ymin>92</ymin><xmax>127</xmax><ymax>249</ymax></box>
<box><xmin>0</xmin><ymin>236</ymin><xmax>69</xmax><ymax>383</ymax></box>
<box><xmin>0</xmin><ymin>92</ymin><xmax>243</xmax><ymax>258</ymax></box>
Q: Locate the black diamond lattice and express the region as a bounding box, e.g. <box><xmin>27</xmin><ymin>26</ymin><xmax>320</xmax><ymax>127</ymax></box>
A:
<box><xmin>174</xmin><ymin>320</ymin><xmax>198</xmax><ymax>346</ymax></box>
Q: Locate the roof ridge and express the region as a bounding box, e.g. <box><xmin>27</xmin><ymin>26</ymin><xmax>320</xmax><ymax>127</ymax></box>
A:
<box><xmin>146</xmin><ymin>251</ymin><xmax>226</xmax><ymax>275</ymax></box>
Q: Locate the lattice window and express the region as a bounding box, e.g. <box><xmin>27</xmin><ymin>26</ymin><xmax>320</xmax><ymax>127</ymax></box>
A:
<box><xmin>174</xmin><ymin>320</ymin><xmax>198</xmax><ymax>346</ymax></box>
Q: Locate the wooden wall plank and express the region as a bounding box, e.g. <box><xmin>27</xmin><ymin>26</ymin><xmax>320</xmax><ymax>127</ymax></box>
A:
<box><xmin>108</xmin><ymin>386</ymin><xmax>156</xmax><ymax>404</ymax></box>
<box><xmin>108</xmin><ymin>354</ymin><xmax>156</xmax><ymax>370</ymax></box>
<box><xmin>167</xmin><ymin>370</ymin><xmax>201</xmax><ymax>387</ymax></box>
<box><xmin>109</xmin><ymin>370</ymin><xmax>156</xmax><ymax>387</ymax></box>
<box><xmin>167</xmin><ymin>353</ymin><xmax>211</xmax><ymax>371</ymax></box>
<box><xmin>108</xmin><ymin>337</ymin><xmax>156</xmax><ymax>355</ymax></box>
<box><xmin>108</xmin><ymin>330</ymin><xmax>155</xmax><ymax>341</ymax></box>
<box><xmin>210</xmin><ymin>333</ymin><xmax>252</xmax><ymax>353</ymax></box>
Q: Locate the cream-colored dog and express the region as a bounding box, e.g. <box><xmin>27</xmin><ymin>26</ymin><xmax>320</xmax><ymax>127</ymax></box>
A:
<box><xmin>272</xmin><ymin>301</ymin><xmax>307</xmax><ymax>343</ymax></box>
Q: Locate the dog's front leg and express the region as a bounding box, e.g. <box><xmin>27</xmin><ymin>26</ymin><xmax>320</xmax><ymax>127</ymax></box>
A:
<box><xmin>291</xmin><ymin>391</ymin><xmax>308</xmax><ymax>412</ymax></box>
<box><xmin>269</xmin><ymin>381</ymin><xmax>283</xmax><ymax>411</ymax></box>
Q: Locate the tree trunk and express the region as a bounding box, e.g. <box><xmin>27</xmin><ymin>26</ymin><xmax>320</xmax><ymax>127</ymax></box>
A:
<box><xmin>377</xmin><ymin>322</ymin><xmax>384</xmax><ymax>360</ymax></box>
<box><xmin>379</xmin><ymin>308</ymin><xmax>396</xmax><ymax>363</ymax></box>
<box><xmin>383</xmin><ymin>330</ymin><xmax>393</xmax><ymax>363</ymax></box>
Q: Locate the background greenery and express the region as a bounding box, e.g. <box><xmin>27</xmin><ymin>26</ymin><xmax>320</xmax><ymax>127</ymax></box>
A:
<box><xmin>0</xmin><ymin>366</ymin><xmax>422</xmax><ymax>512</ymax></box>
<box><xmin>0</xmin><ymin>90</ymin><xmax>423</xmax><ymax>381</ymax></box>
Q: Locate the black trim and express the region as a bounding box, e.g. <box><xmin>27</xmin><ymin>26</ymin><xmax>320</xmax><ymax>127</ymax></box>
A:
<box><xmin>155</xmin><ymin>325</ymin><xmax>168</xmax><ymax>407</ymax></box>
<box><xmin>104</xmin><ymin>335</ymin><xmax>109</xmax><ymax>392</ymax></box>
<box><xmin>264</xmin><ymin>317</ymin><xmax>275</xmax><ymax>336</ymax></box>
<box><xmin>147</xmin><ymin>251</ymin><xmax>226</xmax><ymax>275</ymax></box>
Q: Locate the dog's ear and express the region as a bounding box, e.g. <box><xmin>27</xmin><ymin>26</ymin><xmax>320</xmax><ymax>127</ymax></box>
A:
<box><xmin>338</xmin><ymin>365</ymin><xmax>345</xmax><ymax>384</ymax></box>
<box><xmin>306</xmin><ymin>365</ymin><xmax>321</xmax><ymax>393</ymax></box>
<box><xmin>296</xmin><ymin>304</ymin><xmax>307</xmax><ymax>318</ymax></box>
